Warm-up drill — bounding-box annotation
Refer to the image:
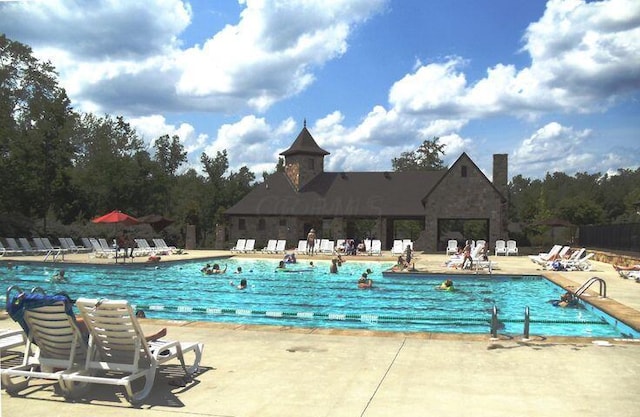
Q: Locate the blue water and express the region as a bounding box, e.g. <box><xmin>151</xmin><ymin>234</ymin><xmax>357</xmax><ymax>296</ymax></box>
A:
<box><xmin>0</xmin><ymin>258</ymin><xmax>633</xmax><ymax>338</ymax></box>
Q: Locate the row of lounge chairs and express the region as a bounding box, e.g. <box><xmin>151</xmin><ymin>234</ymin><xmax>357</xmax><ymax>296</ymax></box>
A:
<box><xmin>1</xmin><ymin>286</ymin><xmax>203</xmax><ymax>404</ymax></box>
<box><xmin>230</xmin><ymin>238</ymin><xmax>394</xmax><ymax>256</ymax></box>
<box><xmin>444</xmin><ymin>239</ymin><xmax>519</xmax><ymax>256</ymax></box>
<box><xmin>528</xmin><ymin>245</ymin><xmax>593</xmax><ymax>271</ymax></box>
<box><xmin>0</xmin><ymin>237</ymin><xmax>178</xmax><ymax>259</ymax></box>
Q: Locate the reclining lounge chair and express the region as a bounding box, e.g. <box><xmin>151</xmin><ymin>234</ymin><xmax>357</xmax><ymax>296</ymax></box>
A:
<box><xmin>67</xmin><ymin>298</ymin><xmax>204</xmax><ymax>404</ymax></box>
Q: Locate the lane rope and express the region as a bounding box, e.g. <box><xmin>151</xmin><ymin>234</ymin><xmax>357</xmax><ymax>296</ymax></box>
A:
<box><xmin>133</xmin><ymin>304</ymin><xmax>608</xmax><ymax>326</ymax></box>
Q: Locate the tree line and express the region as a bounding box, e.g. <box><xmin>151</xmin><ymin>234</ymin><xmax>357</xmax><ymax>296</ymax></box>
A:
<box><xmin>2</xmin><ymin>35</ymin><xmax>638</xmax><ymax>247</ymax></box>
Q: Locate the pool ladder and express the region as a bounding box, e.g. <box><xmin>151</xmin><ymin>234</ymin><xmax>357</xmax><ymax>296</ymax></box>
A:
<box><xmin>574</xmin><ymin>276</ymin><xmax>607</xmax><ymax>299</ymax></box>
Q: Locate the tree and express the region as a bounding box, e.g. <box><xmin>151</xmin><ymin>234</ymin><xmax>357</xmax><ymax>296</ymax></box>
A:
<box><xmin>392</xmin><ymin>137</ymin><xmax>445</xmax><ymax>172</ymax></box>
<box><xmin>154</xmin><ymin>134</ymin><xmax>187</xmax><ymax>177</ymax></box>
<box><xmin>0</xmin><ymin>35</ymin><xmax>75</xmax><ymax>229</ymax></box>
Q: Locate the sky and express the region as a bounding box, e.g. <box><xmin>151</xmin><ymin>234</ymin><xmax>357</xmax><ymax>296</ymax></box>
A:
<box><xmin>1</xmin><ymin>0</ymin><xmax>639</xmax><ymax>181</ymax></box>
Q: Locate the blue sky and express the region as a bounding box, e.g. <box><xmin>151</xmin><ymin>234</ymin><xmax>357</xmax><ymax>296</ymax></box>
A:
<box><xmin>1</xmin><ymin>0</ymin><xmax>638</xmax><ymax>180</ymax></box>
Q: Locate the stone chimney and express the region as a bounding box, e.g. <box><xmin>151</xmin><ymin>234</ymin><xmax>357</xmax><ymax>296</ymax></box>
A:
<box><xmin>493</xmin><ymin>154</ymin><xmax>508</xmax><ymax>197</ymax></box>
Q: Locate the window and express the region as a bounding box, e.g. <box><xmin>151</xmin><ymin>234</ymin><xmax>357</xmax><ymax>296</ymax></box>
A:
<box><xmin>238</xmin><ymin>218</ymin><xmax>246</xmax><ymax>230</ymax></box>
<box><xmin>258</xmin><ymin>218</ymin><xmax>266</xmax><ymax>231</ymax></box>
<box><xmin>308</xmin><ymin>158</ymin><xmax>315</xmax><ymax>170</ymax></box>
<box><xmin>461</xmin><ymin>165</ymin><xmax>468</xmax><ymax>177</ymax></box>
<box><xmin>279</xmin><ymin>218</ymin><xmax>287</xmax><ymax>227</ymax></box>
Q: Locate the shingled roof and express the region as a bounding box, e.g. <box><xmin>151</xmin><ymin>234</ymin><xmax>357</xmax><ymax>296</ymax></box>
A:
<box><xmin>279</xmin><ymin>126</ymin><xmax>329</xmax><ymax>157</ymax></box>
<box><xmin>226</xmin><ymin>170</ymin><xmax>446</xmax><ymax>217</ymax></box>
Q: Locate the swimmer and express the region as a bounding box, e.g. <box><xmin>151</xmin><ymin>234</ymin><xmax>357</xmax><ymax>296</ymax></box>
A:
<box><xmin>51</xmin><ymin>269</ymin><xmax>67</xmax><ymax>283</ymax></box>
<box><xmin>201</xmin><ymin>263</ymin><xmax>212</xmax><ymax>273</ymax></box>
<box><xmin>309</xmin><ymin>261</ymin><xmax>315</xmax><ymax>268</ymax></box>
<box><xmin>436</xmin><ymin>279</ymin><xmax>454</xmax><ymax>291</ymax></box>
<box><xmin>208</xmin><ymin>263</ymin><xmax>227</xmax><ymax>274</ymax></box>
<box><xmin>552</xmin><ymin>291</ymin><xmax>578</xmax><ymax>308</ymax></box>
<box><xmin>357</xmin><ymin>272</ymin><xmax>373</xmax><ymax>289</ymax></box>
<box><xmin>230</xmin><ymin>278</ymin><xmax>248</xmax><ymax>290</ymax></box>
<box><xmin>276</xmin><ymin>260</ymin><xmax>286</xmax><ymax>270</ymax></box>
<box><xmin>234</xmin><ymin>266</ymin><xmax>243</xmax><ymax>274</ymax></box>
<box><xmin>135</xmin><ymin>309</ymin><xmax>146</xmax><ymax>318</ymax></box>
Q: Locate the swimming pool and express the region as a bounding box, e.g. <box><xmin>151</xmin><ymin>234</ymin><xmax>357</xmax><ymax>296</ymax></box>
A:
<box><xmin>1</xmin><ymin>258</ymin><xmax>634</xmax><ymax>338</ymax></box>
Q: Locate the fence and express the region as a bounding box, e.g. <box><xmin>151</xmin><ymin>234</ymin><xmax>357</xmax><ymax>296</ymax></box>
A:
<box><xmin>578</xmin><ymin>223</ymin><xmax>640</xmax><ymax>252</ymax></box>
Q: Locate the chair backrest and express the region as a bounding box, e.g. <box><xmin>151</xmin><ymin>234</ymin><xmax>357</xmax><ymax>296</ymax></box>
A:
<box><xmin>495</xmin><ymin>240</ymin><xmax>506</xmax><ymax>249</ymax></box>
<box><xmin>19</xmin><ymin>238</ymin><xmax>36</xmax><ymax>252</ymax></box>
<box><xmin>75</xmin><ymin>298</ymin><xmax>153</xmax><ymax>371</ymax></box>
<box><xmin>275</xmin><ymin>240</ymin><xmax>286</xmax><ymax>252</ymax></box>
<box><xmin>244</xmin><ymin>239</ymin><xmax>255</xmax><ymax>251</ymax></box>
<box><xmin>447</xmin><ymin>240</ymin><xmax>458</xmax><ymax>249</ymax></box>
<box><xmin>6</xmin><ymin>238</ymin><xmax>22</xmax><ymax>251</ymax></box>
<box><xmin>233</xmin><ymin>239</ymin><xmax>246</xmax><ymax>250</ymax></box>
<box><xmin>7</xmin><ymin>291</ymin><xmax>87</xmax><ymax>368</ymax></box>
<box><xmin>297</xmin><ymin>240</ymin><xmax>307</xmax><ymax>251</ymax></box>
<box><xmin>265</xmin><ymin>239</ymin><xmax>277</xmax><ymax>251</ymax></box>
<box><xmin>370</xmin><ymin>240</ymin><xmax>382</xmax><ymax>254</ymax></box>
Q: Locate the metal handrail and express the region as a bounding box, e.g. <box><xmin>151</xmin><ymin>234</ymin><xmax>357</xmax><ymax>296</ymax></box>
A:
<box><xmin>574</xmin><ymin>277</ymin><xmax>607</xmax><ymax>298</ymax></box>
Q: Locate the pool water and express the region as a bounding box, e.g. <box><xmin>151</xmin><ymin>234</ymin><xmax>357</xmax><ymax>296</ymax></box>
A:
<box><xmin>0</xmin><ymin>258</ymin><xmax>633</xmax><ymax>338</ymax></box>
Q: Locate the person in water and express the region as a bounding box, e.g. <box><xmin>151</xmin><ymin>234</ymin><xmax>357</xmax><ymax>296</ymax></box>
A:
<box><xmin>553</xmin><ymin>291</ymin><xmax>578</xmax><ymax>308</ymax></box>
<box><xmin>51</xmin><ymin>269</ymin><xmax>67</xmax><ymax>283</ymax></box>
<box><xmin>329</xmin><ymin>258</ymin><xmax>339</xmax><ymax>274</ymax></box>
<box><xmin>277</xmin><ymin>260</ymin><xmax>287</xmax><ymax>270</ymax></box>
<box><xmin>357</xmin><ymin>272</ymin><xmax>373</xmax><ymax>288</ymax></box>
<box><xmin>437</xmin><ymin>279</ymin><xmax>454</xmax><ymax>291</ymax></box>
<box><xmin>230</xmin><ymin>278</ymin><xmax>248</xmax><ymax>290</ymax></box>
<box><xmin>208</xmin><ymin>263</ymin><xmax>227</xmax><ymax>274</ymax></box>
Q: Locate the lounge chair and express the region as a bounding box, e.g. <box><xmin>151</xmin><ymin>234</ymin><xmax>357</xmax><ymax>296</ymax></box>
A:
<box><xmin>506</xmin><ymin>240</ymin><xmax>518</xmax><ymax>256</ymax></box>
<box><xmin>18</xmin><ymin>238</ymin><xmax>46</xmax><ymax>255</ymax></box>
<box><xmin>275</xmin><ymin>239</ymin><xmax>287</xmax><ymax>254</ymax></box>
<box><xmin>261</xmin><ymin>239</ymin><xmax>277</xmax><ymax>253</ymax></box>
<box><xmin>242</xmin><ymin>239</ymin><xmax>256</xmax><ymax>253</ymax></box>
<box><xmin>446</xmin><ymin>240</ymin><xmax>459</xmax><ymax>256</ymax></box>
<box><xmin>152</xmin><ymin>238</ymin><xmax>178</xmax><ymax>254</ymax></box>
<box><xmin>230</xmin><ymin>238</ymin><xmax>246</xmax><ymax>253</ymax></box>
<box><xmin>528</xmin><ymin>245</ymin><xmax>563</xmax><ymax>265</ymax></box>
<box><xmin>494</xmin><ymin>240</ymin><xmax>507</xmax><ymax>256</ymax></box>
<box><xmin>0</xmin><ymin>329</ymin><xmax>26</xmax><ymax>353</ymax></box>
<box><xmin>369</xmin><ymin>239</ymin><xmax>382</xmax><ymax>256</ymax></box>
<box><xmin>319</xmin><ymin>239</ymin><xmax>334</xmax><ymax>254</ymax></box>
<box><xmin>1</xmin><ymin>287</ymin><xmax>88</xmax><ymax>396</ymax></box>
<box><xmin>391</xmin><ymin>240</ymin><xmax>404</xmax><ymax>255</ymax></box>
<box><xmin>0</xmin><ymin>239</ymin><xmax>23</xmax><ymax>256</ymax></box>
<box><xmin>5</xmin><ymin>238</ymin><xmax>26</xmax><ymax>255</ymax></box>
<box><xmin>69</xmin><ymin>298</ymin><xmax>203</xmax><ymax>404</ymax></box>
<box><xmin>295</xmin><ymin>240</ymin><xmax>307</xmax><ymax>254</ymax></box>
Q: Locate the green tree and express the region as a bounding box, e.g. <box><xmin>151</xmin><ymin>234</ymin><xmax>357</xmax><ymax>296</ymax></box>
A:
<box><xmin>0</xmin><ymin>35</ymin><xmax>75</xmax><ymax>229</ymax></box>
<box><xmin>392</xmin><ymin>137</ymin><xmax>445</xmax><ymax>172</ymax></box>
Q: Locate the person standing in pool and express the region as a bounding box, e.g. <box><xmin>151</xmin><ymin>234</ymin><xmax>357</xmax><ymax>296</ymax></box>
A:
<box><xmin>306</xmin><ymin>228</ymin><xmax>316</xmax><ymax>255</ymax></box>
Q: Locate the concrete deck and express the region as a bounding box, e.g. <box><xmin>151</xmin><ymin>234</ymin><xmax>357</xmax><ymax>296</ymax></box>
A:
<box><xmin>1</xmin><ymin>250</ymin><xmax>639</xmax><ymax>416</ymax></box>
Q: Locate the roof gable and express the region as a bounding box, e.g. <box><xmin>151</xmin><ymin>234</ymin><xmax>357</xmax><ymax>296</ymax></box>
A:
<box><xmin>422</xmin><ymin>152</ymin><xmax>506</xmax><ymax>204</ymax></box>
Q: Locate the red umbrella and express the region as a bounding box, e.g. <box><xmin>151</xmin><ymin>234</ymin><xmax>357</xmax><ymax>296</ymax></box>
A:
<box><xmin>92</xmin><ymin>210</ymin><xmax>140</xmax><ymax>226</ymax></box>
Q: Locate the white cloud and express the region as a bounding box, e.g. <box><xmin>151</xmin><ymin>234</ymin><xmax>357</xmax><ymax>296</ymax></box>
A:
<box><xmin>511</xmin><ymin>122</ymin><xmax>593</xmax><ymax>177</ymax></box>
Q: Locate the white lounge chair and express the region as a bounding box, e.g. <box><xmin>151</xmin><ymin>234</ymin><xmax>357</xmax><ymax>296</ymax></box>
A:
<box><xmin>494</xmin><ymin>240</ymin><xmax>507</xmax><ymax>256</ymax></box>
<box><xmin>69</xmin><ymin>298</ymin><xmax>203</xmax><ymax>404</ymax></box>
<box><xmin>242</xmin><ymin>239</ymin><xmax>256</xmax><ymax>253</ymax></box>
<box><xmin>319</xmin><ymin>239</ymin><xmax>334</xmax><ymax>254</ymax></box>
<box><xmin>153</xmin><ymin>238</ymin><xmax>178</xmax><ymax>254</ymax></box>
<box><xmin>0</xmin><ymin>329</ymin><xmax>26</xmax><ymax>353</ymax></box>
<box><xmin>230</xmin><ymin>239</ymin><xmax>246</xmax><ymax>253</ymax></box>
<box><xmin>369</xmin><ymin>239</ymin><xmax>382</xmax><ymax>256</ymax></box>
<box><xmin>391</xmin><ymin>240</ymin><xmax>404</xmax><ymax>255</ymax></box>
<box><xmin>1</xmin><ymin>288</ymin><xmax>88</xmax><ymax>396</ymax></box>
<box><xmin>296</xmin><ymin>240</ymin><xmax>307</xmax><ymax>254</ymax></box>
<box><xmin>274</xmin><ymin>239</ymin><xmax>287</xmax><ymax>253</ymax></box>
<box><xmin>261</xmin><ymin>239</ymin><xmax>277</xmax><ymax>253</ymax></box>
<box><xmin>446</xmin><ymin>240</ymin><xmax>459</xmax><ymax>256</ymax></box>
<box><xmin>506</xmin><ymin>240</ymin><xmax>518</xmax><ymax>256</ymax></box>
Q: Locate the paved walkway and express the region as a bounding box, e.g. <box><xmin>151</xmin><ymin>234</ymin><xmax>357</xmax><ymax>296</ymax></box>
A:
<box><xmin>1</xmin><ymin>250</ymin><xmax>639</xmax><ymax>416</ymax></box>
